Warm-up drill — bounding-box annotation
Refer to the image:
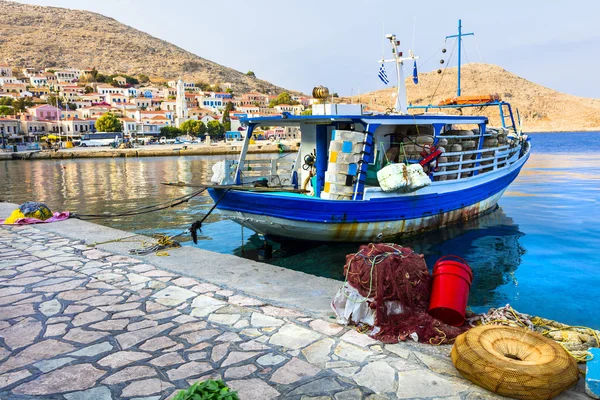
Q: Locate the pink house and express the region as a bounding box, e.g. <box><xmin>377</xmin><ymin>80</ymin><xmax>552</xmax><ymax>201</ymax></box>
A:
<box><xmin>27</xmin><ymin>104</ymin><xmax>60</xmax><ymax>121</ymax></box>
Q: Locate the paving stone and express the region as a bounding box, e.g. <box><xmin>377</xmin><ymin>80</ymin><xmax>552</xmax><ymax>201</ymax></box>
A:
<box><xmin>302</xmin><ymin>338</ymin><xmax>335</xmax><ymax>365</ymax></box>
<box><xmin>326</xmin><ymin>361</ymin><xmax>352</xmax><ymax>368</ymax></box>
<box><xmin>58</xmin><ymin>289</ymin><xmax>100</xmax><ymax>301</ymax></box>
<box><xmin>0</xmin><ymin>339</ymin><xmax>76</xmax><ymax>373</ymax></box>
<box><xmin>170</xmin><ymin>321</ymin><xmax>207</xmax><ymax>335</ymax></box>
<box><xmin>0</xmin><ymin>347</ymin><xmax>9</xmax><ymax>361</ymax></box>
<box><xmin>64</xmin><ymin>327</ymin><xmax>110</xmax><ymax>344</ymax></box>
<box><xmin>228</xmin><ymin>295</ymin><xmax>265</xmax><ymax>306</ymax></box>
<box><xmin>13</xmin><ymin>363</ymin><xmax>106</xmax><ymax>395</ymax></box>
<box><xmin>146</xmin><ymin>301</ymin><xmax>169</xmax><ymax>313</ymax></box>
<box><xmin>287</xmin><ymin>377</ymin><xmax>344</xmax><ymax>397</ymax></box>
<box><xmin>215</xmin><ymin>289</ymin><xmax>234</xmax><ymax>297</ymax></box>
<box><xmin>257</xmin><ymin>353</ymin><xmax>287</xmax><ymax>366</ymax></box>
<box><xmin>64</xmin><ymin>305</ymin><xmax>90</xmax><ymax>314</ymax></box>
<box><xmin>128</xmin><ymin>319</ymin><xmax>158</xmax><ymax>331</ymax></box>
<box><xmin>239</xmin><ymin>340</ymin><xmax>270</xmax><ymax>351</ymax></box>
<box><xmin>64</xmin><ymin>386</ymin><xmax>112</xmax><ymax>400</ymax></box>
<box><xmin>83</xmin><ymin>249</ymin><xmax>111</xmax><ymax>260</ymax></box>
<box><xmin>240</xmin><ymin>328</ymin><xmax>262</xmax><ymax>338</ymax></box>
<box><xmin>38</xmin><ymin>299</ymin><xmax>62</xmax><ymax>316</ymax></box>
<box><xmin>43</xmin><ymin>324</ymin><xmax>65</xmax><ymax>339</ymax></box>
<box><xmin>166</xmin><ymin>361</ymin><xmax>211</xmax><ymax>381</ymax></box>
<box><xmin>113</xmin><ymin>309</ymin><xmax>146</xmax><ymax>319</ymax></box>
<box><xmin>0</xmin><ymin>369</ymin><xmax>31</xmax><ymax>389</ymax></box>
<box><xmin>146</xmin><ymin>309</ymin><xmax>180</xmax><ymax>321</ymax></box>
<box><xmin>99</xmin><ymin>302</ymin><xmax>141</xmax><ymax>313</ymax></box>
<box><xmin>79</xmin><ymin>295</ymin><xmax>124</xmax><ymax>307</ymax></box>
<box><xmin>414</xmin><ymin>352</ymin><xmax>460</xmax><ymax>377</ymax></box>
<box><xmin>222</xmin><ymin>351</ymin><xmax>263</xmax><ymax>367</ymax></box>
<box><xmin>269</xmin><ymin>324</ymin><xmax>321</xmax><ymax>350</ymax></box>
<box><xmin>340</xmin><ymin>329</ymin><xmax>378</xmax><ymax>347</ymax></box>
<box><xmin>189</xmin><ymin>282</ymin><xmax>220</xmax><ymax>293</ymax></box>
<box><xmin>141</xmin><ymin>270</ymin><xmax>177</xmax><ymax>278</ymax></box>
<box><xmin>73</xmin><ymin>309</ymin><xmax>109</xmax><ymax>327</ymax></box>
<box><xmin>0</xmin><ymin>317</ymin><xmax>41</xmax><ymax>350</ymax></box>
<box><xmin>99</xmin><ymin>351</ymin><xmax>152</xmax><ymax>368</ymax></box>
<box><xmin>233</xmin><ymin>319</ymin><xmax>249</xmax><ymax>329</ymax></box>
<box><xmin>334</xmin><ymin>341</ymin><xmax>373</xmax><ymax>362</ymax></box>
<box><xmin>120</xmin><ymin>378</ymin><xmax>174</xmax><ymax>397</ymax></box>
<box><xmin>309</xmin><ymin>319</ymin><xmax>344</xmax><ymax>336</ymax></box>
<box><xmin>0</xmin><ymin>304</ymin><xmax>36</xmax><ymax>320</ymax></box>
<box><xmin>261</xmin><ymin>305</ymin><xmax>305</xmax><ymax>317</ymax></box>
<box><xmin>149</xmin><ymin>352</ymin><xmax>185</xmax><ymax>367</ymax></box>
<box><xmin>208</xmin><ymin>313</ymin><xmax>240</xmax><ymax>326</ymax></box>
<box><xmin>225</xmin><ymin>364</ymin><xmax>257</xmax><ymax>379</ymax></box>
<box><xmin>102</xmin><ymin>366</ymin><xmax>157</xmax><ymax>384</ymax></box>
<box><xmin>250</xmin><ymin>312</ymin><xmax>285</xmax><ymax>327</ymax></box>
<box><xmin>170</xmin><ymin>277</ymin><xmax>199</xmax><ymax>287</ymax></box>
<box><xmin>335</xmin><ymin>389</ymin><xmax>363</xmax><ymax>400</ymax></box>
<box><xmin>210</xmin><ymin>342</ymin><xmax>230</xmax><ymax>362</ymax></box>
<box><xmin>180</xmin><ymin>329</ymin><xmax>219</xmax><ymax>345</ymax></box>
<box><xmin>353</xmin><ymin>361</ymin><xmax>397</xmax><ymax>394</ymax></box>
<box><xmin>152</xmin><ymin>286</ymin><xmax>196</xmax><ymax>306</ymax></box>
<box><xmin>190</xmin><ymin>295</ymin><xmax>227</xmax><ymax>316</ymax></box>
<box><xmin>270</xmin><ymin>357</ymin><xmax>321</xmax><ymax>384</ymax></box>
<box><xmin>33</xmin><ymin>279</ymin><xmax>86</xmax><ymax>292</ymax></box>
<box><xmin>116</xmin><ymin>322</ymin><xmax>173</xmax><ymax>349</ymax></box>
<box><xmin>34</xmin><ymin>357</ymin><xmax>76</xmax><ymax>373</ymax></box>
<box><xmin>187</xmin><ymin>351</ymin><xmax>207</xmax><ymax>361</ymax></box>
<box><xmin>69</xmin><ymin>341</ymin><xmax>113</xmax><ymax>357</ymax></box>
<box><xmin>106</xmin><ymin>255</ymin><xmax>142</xmax><ymax>264</ymax></box>
<box><xmin>228</xmin><ymin>378</ymin><xmax>280</xmax><ymax>400</ymax></box>
<box><xmin>90</xmin><ymin>318</ymin><xmax>130</xmax><ymax>331</ymax></box>
<box><xmin>140</xmin><ymin>336</ymin><xmax>178</xmax><ymax>352</ymax></box>
<box><xmin>188</xmin><ymin>342</ymin><xmax>211</xmax><ymax>352</ymax></box>
<box><xmin>395</xmin><ymin>369</ymin><xmax>469</xmax><ymax>399</ymax></box>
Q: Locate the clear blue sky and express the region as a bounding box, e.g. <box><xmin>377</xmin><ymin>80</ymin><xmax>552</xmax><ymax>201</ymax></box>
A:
<box><xmin>13</xmin><ymin>0</ymin><xmax>600</xmax><ymax>98</ymax></box>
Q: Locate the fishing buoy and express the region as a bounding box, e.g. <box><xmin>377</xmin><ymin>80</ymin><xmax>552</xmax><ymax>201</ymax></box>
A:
<box><xmin>452</xmin><ymin>325</ymin><xmax>579</xmax><ymax>400</ymax></box>
<box><xmin>442</xmin><ymin>48</ymin><xmax>447</xmax><ymax>53</ymax></box>
<box><xmin>440</xmin><ymin>60</ymin><xmax>445</xmax><ymax>64</ymax></box>
<box><xmin>437</xmin><ymin>69</ymin><xmax>442</xmax><ymax>74</ymax></box>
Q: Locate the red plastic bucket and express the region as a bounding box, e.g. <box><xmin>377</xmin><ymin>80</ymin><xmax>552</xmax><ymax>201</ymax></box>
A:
<box><xmin>428</xmin><ymin>255</ymin><xmax>473</xmax><ymax>326</ymax></box>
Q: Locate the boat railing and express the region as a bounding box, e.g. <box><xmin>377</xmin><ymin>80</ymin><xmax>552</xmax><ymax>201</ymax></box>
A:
<box><xmin>232</xmin><ymin>157</ymin><xmax>298</xmax><ymax>186</ymax></box>
<box><xmin>432</xmin><ymin>144</ymin><xmax>521</xmax><ymax>178</ymax></box>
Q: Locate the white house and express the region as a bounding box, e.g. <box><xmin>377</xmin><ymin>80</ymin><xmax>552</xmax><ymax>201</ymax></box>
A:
<box><xmin>29</xmin><ymin>75</ymin><xmax>48</xmax><ymax>87</ymax></box>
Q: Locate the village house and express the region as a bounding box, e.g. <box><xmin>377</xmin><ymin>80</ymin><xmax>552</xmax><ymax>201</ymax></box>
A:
<box><xmin>60</xmin><ymin>117</ymin><xmax>95</xmax><ymax>136</ymax></box>
<box><xmin>27</xmin><ymin>104</ymin><xmax>60</xmax><ymax>120</ymax></box>
<box><xmin>162</xmin><ymin>87</ymin><xmax>177</xmax><ymax>98</ymax></box>
<box><xmin>239</xmin><ymin>92</ymin><xmax>269</xmax><ymax>107</ymax></box>
<box><xmin>79</xmin><ymin>105</ymin><xmax>111</xmax><ymax>118</ymax></box>
<box><xmin>197</xmin><ymin>95</ymin><xmax>223</xmax><ymax>110</ymax></box>
<box><xmin>187</xmin><ymin>107</ymin><xmax>213</xmax><ymax>119</ymax></box>
<box><xmin>160</xmin><ymin>100</ymin><xmax>176</xmax><ymax>112</ymax></box>
<box><xmin>1</xmin><ymin>83</ymin><xmax>27</xmax><ymax>94</ymax></box>
<box><xmin>97</xmin><ymin>85</ymin><xmax>128</xmax><ymax>96</ymax></box>
<box><xmin>132</xmin><ymin>97</ymin><xmax>151</xmax><ymax>109</ymax></box>
<box><xmin>0</xmin><ymin>76</ymin><xmax>21</xmax><ymax>85</ymax></box>
<box><xmin>105</xmin><ymin>93</ymin><xmax>128</xmax><ymax>104</ymax></box>
<box><xmin>21</xmin><ymin>119</ymin><xmax>49</xmax><ymax>137</ymax></box>
<box><xmin>237</xmin><ymin>105</ymin><xmax>260</xmax><ymax>114</ymax></box>
<box><xmin>72</xmin><ymin>99</ymin><xmax>93</xmax><ymax>109</ymax></box>
<box><xmin>119</xmin><ymin>117</ymin><xmax>138</xmax><ymax>137</ymax></box>
<box><xmin>29</xmin><ymin>75</ymin><xmax>48</xmax><ymax>87</ymax></box>
<box><xmin>53</xmin><ymin>69</ymin><xmax>78</xmax><ymax>83</ymax></box>
<box><xmin>30</xmin><ymin>87</ymin><xmax>51</xmax><ymax>97</ymax></box>
<box><xmin>0</xmin><ymin>118</ymin><xmax>22</xmax><ymax>140</ymax></box>
<box><xmin>80</xmin><ymin>93</ymin><xmax>104</xmax><ymax>103</ymax></box>
<box><xmin>0</xmin><ymin>64</ymin><xmax>13</xmax><ymax>77</ymax></box>
<box><xmin>112</xmin><ymin>76</ymin><xmax>127</xmax><ymax>86</ymax></box>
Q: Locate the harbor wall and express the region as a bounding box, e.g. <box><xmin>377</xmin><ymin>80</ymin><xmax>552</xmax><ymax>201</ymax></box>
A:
<box><xmin>0</xmin><ymin>142</ymin><xmax>300</xmax><ymax>161</ymax></box>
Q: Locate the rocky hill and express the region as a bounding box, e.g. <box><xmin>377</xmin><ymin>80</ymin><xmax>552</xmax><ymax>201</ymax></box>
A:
<box><xmin>345</xmin><ymin>63</ymin><xmax>600</xmax><ymax>132</ymax></box>
<box><xmin>0</xmin><ymin>0</ymin><xmax>285</xmax><ymax>93</ymax></box>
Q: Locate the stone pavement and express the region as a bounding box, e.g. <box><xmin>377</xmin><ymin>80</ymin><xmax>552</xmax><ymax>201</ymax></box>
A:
<box><xmin>0</xmin><ymin>224</ymin><xmax>588</xmax><ymax>400</ymax></box>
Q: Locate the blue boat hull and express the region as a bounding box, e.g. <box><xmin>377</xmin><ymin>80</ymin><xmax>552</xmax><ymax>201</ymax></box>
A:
<box><xmin>207</xmin><ymin>147</ymin><xmax>529</xmax><ymax>242</ymax></box>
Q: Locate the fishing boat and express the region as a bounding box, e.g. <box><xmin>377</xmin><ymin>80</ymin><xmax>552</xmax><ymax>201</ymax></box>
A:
<box><xmin>206</xmin><ymin>20</ymin><xmax>531</xmax><ymax>242</ymax></box>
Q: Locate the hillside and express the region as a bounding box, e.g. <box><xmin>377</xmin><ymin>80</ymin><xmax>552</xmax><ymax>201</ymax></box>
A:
<box><xmin>0</xmin><ymin>0</ymin><xmax>285</xmax><ymax>93</ymax></box>
<box><xmin>346</xmin><ymin>63</ymin><xmax>600</xmax><ymax>132</ymax></box>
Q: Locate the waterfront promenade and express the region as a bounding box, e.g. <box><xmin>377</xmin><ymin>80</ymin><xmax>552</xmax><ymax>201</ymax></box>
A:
<box><xmin>0</xmin><ymin>141</ymin><xmax>298</xmax><ymax>161</ymax></box>
<box><xmin>0</xmin><ymin>202</ymin><xmax>587</xmax><ymax>399</ymax></box>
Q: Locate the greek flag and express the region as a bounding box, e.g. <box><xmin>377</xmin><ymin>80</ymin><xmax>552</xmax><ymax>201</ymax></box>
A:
<box><xmin>378</xmin><ymin>64</ymin><xmax>389</xmax><ymax>85</ymax></box>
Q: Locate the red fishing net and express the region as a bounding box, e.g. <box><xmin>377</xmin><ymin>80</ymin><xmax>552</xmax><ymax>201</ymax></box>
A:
<box><xmin>344</xmin><ymin>243</ymin><xmax>469</xmax><ymax>344</ymax></box>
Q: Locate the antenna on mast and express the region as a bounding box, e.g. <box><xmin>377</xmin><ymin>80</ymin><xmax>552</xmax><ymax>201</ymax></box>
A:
<box><xmin>378</xmin><ymin>34</ymin><xmax>419</xmax><ymax>114</ymax></box>
<box><xmin>445</xmin><ymin>19</ymin><xmax>474</xmax><ymax>96</ymax></box>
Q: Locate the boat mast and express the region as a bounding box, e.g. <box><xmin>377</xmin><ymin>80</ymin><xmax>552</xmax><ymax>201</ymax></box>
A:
<box><xmin>379</xmin><ymin>34</ymin><xmax>418</xmax><ymax>114</ymax></box>
<box><xmin>446</xmin><ymin>19</ymin><xmax>473</xmax><ymax>96</ymax></box>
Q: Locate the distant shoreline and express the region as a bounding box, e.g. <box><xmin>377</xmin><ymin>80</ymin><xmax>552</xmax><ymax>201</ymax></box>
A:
<box><xmin>0</xmin><ymin>142</ymin><xmax>300</xmax><ymax>161</ymax></box>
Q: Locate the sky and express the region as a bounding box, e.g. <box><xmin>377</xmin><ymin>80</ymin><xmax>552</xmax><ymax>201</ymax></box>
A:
<box><xmin>12</xmin><ymin>0</ymin><xmax>600</xmax><ymax>98</ymax></box>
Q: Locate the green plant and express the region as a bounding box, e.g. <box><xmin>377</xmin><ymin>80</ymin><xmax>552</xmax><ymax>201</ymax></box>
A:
<box><xmin>172</xmin><ymin>379</ymin><xmax>239</xmax><ymax>400</ymax></box>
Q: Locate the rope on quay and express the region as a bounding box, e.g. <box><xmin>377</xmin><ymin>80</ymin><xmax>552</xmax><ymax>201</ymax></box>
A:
<box><xmin>70</xmin><ymin>188</ymin><xmax>207</xmax><ymax>220</ymax></box>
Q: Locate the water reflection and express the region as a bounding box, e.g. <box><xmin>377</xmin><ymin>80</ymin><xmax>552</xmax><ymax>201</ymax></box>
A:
<box><xmin>1</xmin><ymin>132</ymin><xmax>599</xmax><ymax>328</ymax></box>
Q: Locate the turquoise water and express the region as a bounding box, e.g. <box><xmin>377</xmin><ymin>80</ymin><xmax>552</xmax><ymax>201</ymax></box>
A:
<box><xmin>1</xmin><ymin>132</ymin><xmax>599</xmax><ymax>328</ymax></box>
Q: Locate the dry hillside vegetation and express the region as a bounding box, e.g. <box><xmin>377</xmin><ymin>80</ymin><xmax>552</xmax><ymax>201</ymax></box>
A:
<box><xmin>346</xmin><ymin>63</ymin><xmax>600</xmax><ymax>132</ymax></box>
<box><xmin>0</xmin><ymin>0</ymin><xmax>285</xmax><ymax>93</ymax></box>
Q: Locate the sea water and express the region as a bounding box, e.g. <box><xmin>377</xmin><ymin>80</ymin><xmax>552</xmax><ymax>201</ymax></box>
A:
<box><xmin>1</xmin><ymin>132</ymin><xmax>599</xmax><ymax>328</ymax></box>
